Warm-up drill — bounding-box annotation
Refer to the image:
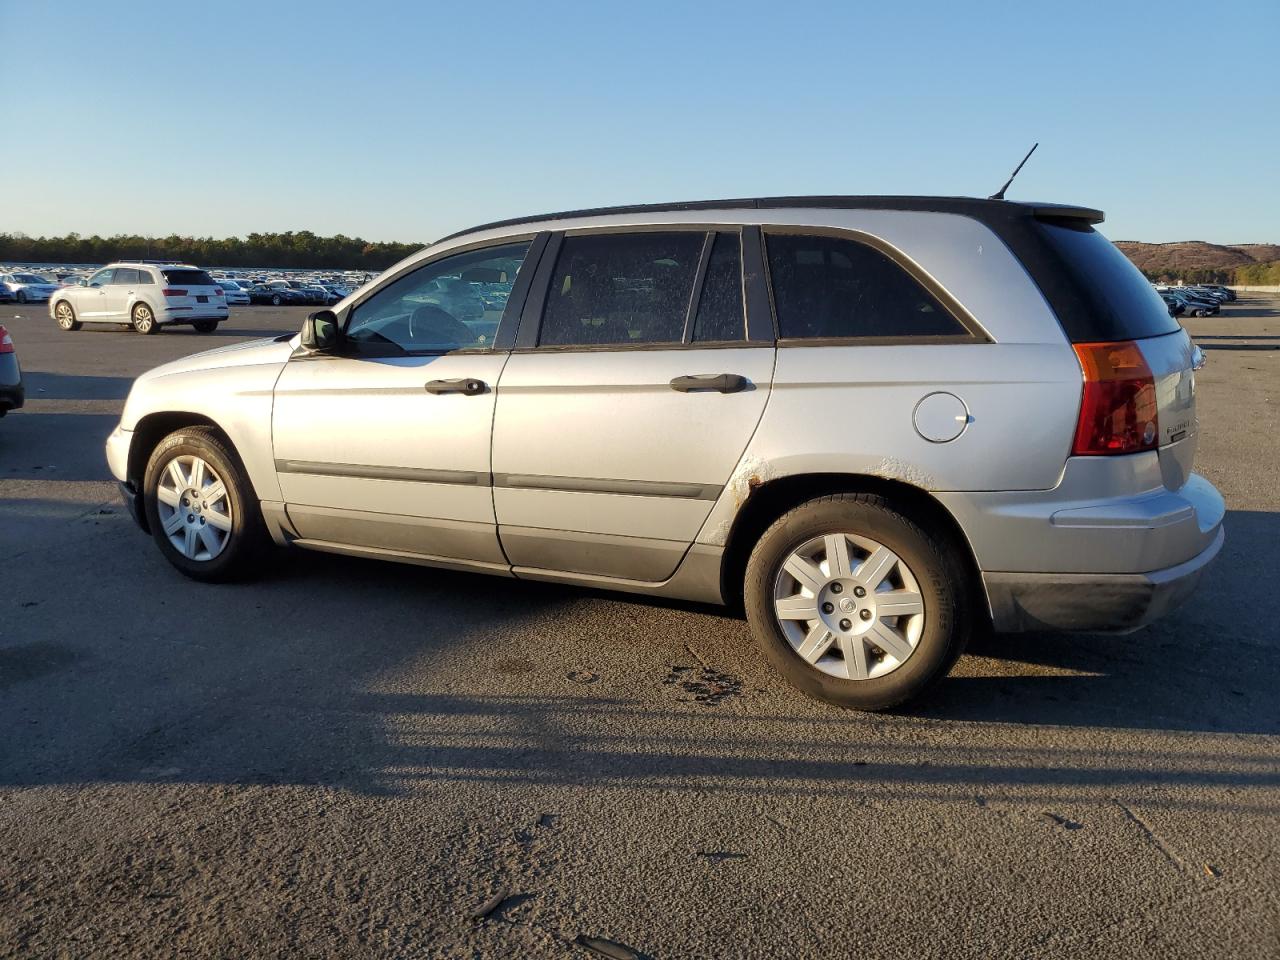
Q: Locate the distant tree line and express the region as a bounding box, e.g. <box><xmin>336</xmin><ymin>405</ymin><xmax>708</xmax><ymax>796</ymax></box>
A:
<box><xmin>1141</xmin><ymin>263</ymin><xmax>1280</xmax><ymax>285</ymax></box>
<box><xmin>0</xmin><ymin>230</ymin><xmax>424</xmax><ymax>270</ymax></box>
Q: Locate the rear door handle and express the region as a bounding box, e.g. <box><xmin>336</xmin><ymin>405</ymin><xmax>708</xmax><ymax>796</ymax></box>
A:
<box><xmin>669</xmin><ymin>373</ymin><xmax>748</xmax><ymax>393</ymax></box>
<box><xmin>425</xmin><ymin>378</ymin><xmax>487</xmax><ymax>395</ymax></box>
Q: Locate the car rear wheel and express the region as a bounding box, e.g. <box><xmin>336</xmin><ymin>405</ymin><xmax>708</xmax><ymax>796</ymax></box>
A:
<box><xmin>132</xmin><ymin>303</ymin><xmax>158</xmax><ymax>334</ymax></box>
<box><xmin>744</xmin><ymin>493</ymin><xmax>969</xmax><ymax>710</ymax></box>
<box><xmin>271</xmin><ymin>294</ymin><xmax>282</xmax><ymax>306</ymax></box>
<box><xmin>54</xmin><ymin>301</ymin><xmax>81</xmax><ymax>331</ymax></box>
<box><xmin>193</xmin><ymin>320</ymin><xmax>218</xmax><ymax>333</ymax></box>
<box><xmin>143</xmin><ymin>426</ymin><xmax>268</xmax><ymax>582</ymax></box>
<box><xmin>16</xmin><ymin>290</ymin><xmax>27</xmax><ymax>304</ymax></box>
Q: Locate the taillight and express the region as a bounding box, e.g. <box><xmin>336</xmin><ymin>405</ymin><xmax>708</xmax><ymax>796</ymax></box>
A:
<box><xmin>162</xmin><ymin>288</ymin><xmax>187</xmax><ymax>297</ymax></box>
<box><xmin>0</xmin><ymin>325</ymin><xmax>13</xmax><ymax>354</ymax></box>
<box><xmin>1072</xmin><ymin>340</ymin><xmax>1158</xmax><ymax>456</ymax></box>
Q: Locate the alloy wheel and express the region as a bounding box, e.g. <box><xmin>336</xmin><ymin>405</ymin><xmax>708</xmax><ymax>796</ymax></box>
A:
<box><xmin>155</xmin><ymin>455</ymin><xmax>233</xmax><ymax>561</ymax></box>
<box><xmin>55</xmin><ymin>303</ymin><xmax>75</xmax><ymax>329</ymax></box>
<box><xmin>772</xmin><ymin>533</ymin><xmax>925</xmax><ymax>680</ymax></box>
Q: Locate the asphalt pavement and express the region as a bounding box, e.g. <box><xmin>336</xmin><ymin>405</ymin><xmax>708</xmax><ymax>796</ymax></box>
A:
<box><xmin>0</xmin><ymin>298</ymin><xmax>1277</xmax><ymax>959</ymax></box>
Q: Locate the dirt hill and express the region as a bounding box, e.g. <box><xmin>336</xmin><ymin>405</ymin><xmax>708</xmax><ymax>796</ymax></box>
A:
<box><xmin>1113</xmin><ymin>241</ymin><xmax>1269</xmax><ymax>275</ymax></box>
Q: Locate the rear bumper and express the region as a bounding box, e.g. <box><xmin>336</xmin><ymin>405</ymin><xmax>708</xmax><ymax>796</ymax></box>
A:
<box><xmin>937</xmin><ymin>455</ymin><xmax>1226</xmax><ymax>633</ymax></box>
<box><xmin>0</xmin><ymin>355</ymin><xmax>23</xmax><ymax>412</ymax></box>
<box><xmin>984</xmin><ymin>526</ymin><xmax>1223</xmax><ymax>632</ymax></box>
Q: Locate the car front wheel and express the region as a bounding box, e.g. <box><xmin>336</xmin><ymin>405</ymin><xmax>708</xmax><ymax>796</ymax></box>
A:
<box><xmin>744</xmin><ymin>493</ymin><xmax>969</xmax><ymax>710</ymax></box>
<box><xmin>143</xmin><ymin>426</ymin><xmax>269</xmax><ymax>582</ymax></box>
<box><xmin>54</xmin><ymin>301</ymin><xmax>82</xmax><ymax>331</ymax></box>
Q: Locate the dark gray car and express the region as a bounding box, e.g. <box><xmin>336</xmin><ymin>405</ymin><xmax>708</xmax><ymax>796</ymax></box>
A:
<box><xmin>0</xmin><ymin>324</ymin><xmax>24</xmax><ymax>416</ymax></box>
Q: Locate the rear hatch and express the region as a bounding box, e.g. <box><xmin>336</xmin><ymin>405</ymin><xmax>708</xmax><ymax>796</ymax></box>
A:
<box><xmin>1032</xmin><ymin>219</ymin><xmax>1197</xmax><ymax>489</ymax></box>
<box><xmin>161</xmin><ymin>268</ymin><xmax>226</xmax><ymax>313</ymax></box>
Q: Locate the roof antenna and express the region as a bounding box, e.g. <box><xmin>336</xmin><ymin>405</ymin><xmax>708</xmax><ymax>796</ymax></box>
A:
<box><xmin>988</xmin><ymin>142</ymin><xmax>1038</xmax><ymax>200</ymax></box>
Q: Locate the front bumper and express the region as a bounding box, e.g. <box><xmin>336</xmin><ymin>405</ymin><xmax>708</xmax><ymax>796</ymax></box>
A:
<box><xmin>118</xmin><ymin>480</ymin><xmax>148</xmax><ymax>531</ymax></box>
<box><xmin>984</xmin><ymin>526</ymin><xmax>1224</xmax><ymax>632</ymax></box>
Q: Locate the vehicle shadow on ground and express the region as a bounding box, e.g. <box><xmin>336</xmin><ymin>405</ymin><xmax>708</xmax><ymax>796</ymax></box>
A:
<box><xmin>0</xmin><ymin>411</ymin><xmax>118</xmax><ymax>481</ymax></box>
<box><xmin>0</xmin><ymin>502</ymin><xmax>1274</xmax><ymax>801</ymax></box>
<box><xmin>18</xmin><ymin>371</ymin><xmax>133</xmax><ymax>400</ymax></box>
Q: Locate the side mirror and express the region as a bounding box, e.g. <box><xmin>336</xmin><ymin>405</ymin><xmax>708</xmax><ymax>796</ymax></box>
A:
<box><xmin>301</xmin><ymin>309</ymin><xmax>341</xmax><ymax>352</ymax></box>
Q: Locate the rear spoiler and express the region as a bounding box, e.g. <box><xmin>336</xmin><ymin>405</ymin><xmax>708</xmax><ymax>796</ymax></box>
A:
<box><xmin>1027</xmin><ymin>203</ymin><xmax>1105</xmax><ymax>225</ymax></box>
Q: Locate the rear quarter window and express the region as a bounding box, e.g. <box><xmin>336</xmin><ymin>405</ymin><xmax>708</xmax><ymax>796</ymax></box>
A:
<box><xmin>1032</xmin><ymin>222</ymin><xmax>1180</xmax><ymax>342</ymax></box>
<box><xmin>764</xmin><ymin>233</ymin><xmax>968</xmax><ymax>340</ymax></box>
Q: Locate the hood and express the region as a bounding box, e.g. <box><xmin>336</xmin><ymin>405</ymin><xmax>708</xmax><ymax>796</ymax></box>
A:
<box><xmin>141</xmin><ymin>335</ymin><xmax>297</xmax><ymax>382</ymax></box>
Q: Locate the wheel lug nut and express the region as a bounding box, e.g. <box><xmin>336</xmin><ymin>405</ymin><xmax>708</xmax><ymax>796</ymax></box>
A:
<box><xmin>821</xmin><ymin>602</ymin><xmax>834</xmax><ymax>614</ymax></box>
<box><xmin>186</xmin><ymin>514</ymin><xmax>194</xmax><ymax>523</ymax></box>
<box><xmin>860</xmin><ymin>609</ymin><xmax>873</xmax><ymax>621</ymax></box>
<box><xmin>831</xmin><ymin>583</ymin><xmax>843</xmax><ymax>594</ymax></box>
<box><xmin>853</xmin><ymin>586</ymin><xmax>866</xmax><ymax>598</ymax></box>
<box><xmin>839</xmin><ymin>618</ymin><xmax>852</xmax><ymax>631</ymax></box>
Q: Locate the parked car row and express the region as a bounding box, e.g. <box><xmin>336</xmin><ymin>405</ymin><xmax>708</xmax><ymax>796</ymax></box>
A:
<box><xmin>1154</xmin><ymin>284</ymin><xmax>1235</xmax><ymax>318</ymax></box>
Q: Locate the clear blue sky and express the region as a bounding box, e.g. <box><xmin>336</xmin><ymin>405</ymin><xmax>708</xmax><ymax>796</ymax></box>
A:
<box><xmin>3</xmin><ymin>0</ymin><xmax>1276</xmax><ymax>245</ymax></box>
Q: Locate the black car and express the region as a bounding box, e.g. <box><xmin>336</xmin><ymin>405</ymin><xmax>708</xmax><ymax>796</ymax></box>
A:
<box><xmin>246</xmin><ymin>284</ymin><xmax>305</xmax><ymax>306</ymax></box>
<box><xmin>0</xmin><ymin>324</ymin><xmax>24</xmax><ymax>417</ymax></box>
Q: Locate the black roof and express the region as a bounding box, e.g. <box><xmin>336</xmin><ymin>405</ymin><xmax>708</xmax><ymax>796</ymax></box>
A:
<box><xmin>434</xmin><ymin>195</ymin><xmax>1104</xmax><ymax>245</ymax></box>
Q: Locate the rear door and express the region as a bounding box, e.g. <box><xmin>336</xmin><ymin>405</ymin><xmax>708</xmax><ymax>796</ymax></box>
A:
<box><xmin>491</xmin><ymin>229</ymin><xmax>774</xmax><ymax>582</ymax></box>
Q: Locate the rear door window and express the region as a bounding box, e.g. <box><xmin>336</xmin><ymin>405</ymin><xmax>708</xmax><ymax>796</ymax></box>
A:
<box><xmin>1032</xmin><ymin>221</ymin><xmax>1180</xmax><ymax>342</ymax></box>
<box><xmin>765</xmin><ymin>233</ymin><xmax>968</xmax><ymax>340</ymax></box>
<box><xmin>113</xmin><ymin>268</ymin><xmax>139</xmax><ymax>286</ymax></box>
<box><xmin>136</xmin><ymin>269</ymin><xmax>156</xmax><ymax>284</ymax></box>
<box><xmin>538</xmin><ymin>232</ymin><xmax>703</xmax><ymax>347</ymax></box>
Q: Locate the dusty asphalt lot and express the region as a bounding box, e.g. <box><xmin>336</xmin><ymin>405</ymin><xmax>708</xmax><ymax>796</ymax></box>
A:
<box><xmin>0</xmin><ymin>297</ymin><xmax>1277</xmax><ymax>959</ymax></box>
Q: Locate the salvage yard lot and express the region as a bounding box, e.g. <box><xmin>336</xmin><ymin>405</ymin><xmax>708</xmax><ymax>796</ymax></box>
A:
<box><xmin>1</xmin><ymin>299</ymin><xmax>1277</xmax><ymax>958</ymax></box>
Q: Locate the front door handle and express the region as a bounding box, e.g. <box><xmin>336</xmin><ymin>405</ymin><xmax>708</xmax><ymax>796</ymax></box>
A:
<box><xmin>669</xmin><ymin>373</ymin><xmax>749</xmax><ymax>394</ymax></box>
<box><xmin>425</xmin><ymin>378</ymin><xmax>487</xmax><ymax>396</ymax></box>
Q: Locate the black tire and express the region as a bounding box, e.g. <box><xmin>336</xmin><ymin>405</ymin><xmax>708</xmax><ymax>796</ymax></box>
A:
<box><xmin>744</xmin><ymin>493</ymin><xmax>970</xmax><ymax>711</ymax></box>
<box><xmin>16</xmin><ymin>290</ymin><xmax>27</xmax><ymax>304</ymax></box>
<box><xmin>271</xmin><ymin>294</ymin><xmax>282</xmax><ymax>306</ymax></box>
<box><xmin>193</xmin><ymin>320</ymin><xmax>219</xmax><ymax>333</ymax></box>
<box><xmin>142</xmin><ymin>426</ymin><xmax>270</xmax><ymax>582</ymax></box>
<box><xmin>132</xmin><ymin>303</ymin><xmax>159</xmax><ymax>334</ymax></box>
<box><xmin>53</xmin><ymin>300</ymin><xmax>82</xmax><ymax>331</ymax></box>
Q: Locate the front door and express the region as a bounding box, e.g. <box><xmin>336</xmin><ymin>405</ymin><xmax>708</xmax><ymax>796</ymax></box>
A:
<box><xmin>102</xmin><ymin>267</ymin><xmax>139</xmax><ymax>321</ymax></box>
<box><xmin>492</xmin><ymin>230</ymin><xmax>774</xmax><ymax>582</ymax></box>
<box><xmin>271</xmin><ymin>239</ymin><xmax>538</xmax><ymax>567</ymax></box>
<box><xmin>79</xmin><ymin>267</ymin><xmax>115</xmax><ymax>320</ymax></box>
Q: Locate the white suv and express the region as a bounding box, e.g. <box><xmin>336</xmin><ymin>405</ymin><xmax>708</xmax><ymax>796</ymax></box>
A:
<box><xmin>50</xmin><ymin>262</ymin><xmax>228</xmax><ymax>334</ymax></box>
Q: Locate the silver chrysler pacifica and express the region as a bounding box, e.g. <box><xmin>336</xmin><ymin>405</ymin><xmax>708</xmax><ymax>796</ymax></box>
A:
<box><xmin>104</xmin><ymin>196</ymin><xmax>1225</xmax><ymax>709</ymax></box>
